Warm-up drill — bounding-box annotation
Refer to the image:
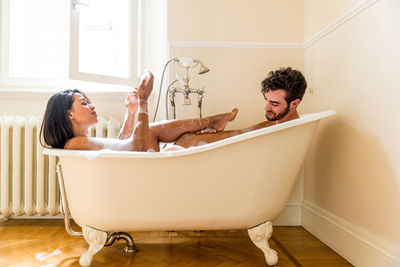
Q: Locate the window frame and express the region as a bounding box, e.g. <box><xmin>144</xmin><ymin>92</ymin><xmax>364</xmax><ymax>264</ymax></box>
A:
<box><xmin>0</xmin><ymin>0</ymin><xmax>70</xmax><ymax>88</ymax></box>
<box><xmin>0</xmin><ymin>0</ymin><xmax>140</xmax><ymax>89</ymax></box>
<box><xmin>69</xmin><ymin>0</ymin><xmax>140</xmax><ymax>86</ymax></box>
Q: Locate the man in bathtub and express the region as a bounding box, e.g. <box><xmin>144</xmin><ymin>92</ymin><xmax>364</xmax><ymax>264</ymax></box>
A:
<box><xmin>40</xmin><ymin>67</ymin><xmax>306</xmax><ymax>151</ymax></box>
<box><xmin>173</xmin><ymin>66</ymin><xmax>307</xmax><ymax>148</ymax></box>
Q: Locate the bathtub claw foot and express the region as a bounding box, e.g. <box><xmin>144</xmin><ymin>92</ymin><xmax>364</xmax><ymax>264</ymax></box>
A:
<box><xmin>248</xmin><ymin>221</ymin><xmax>278</xmax><ymax>266</ymax></box>
<box><xmin>79</xmin><ymin>225</ymin><xmax>107</xmax><ymax>267</ymax></box>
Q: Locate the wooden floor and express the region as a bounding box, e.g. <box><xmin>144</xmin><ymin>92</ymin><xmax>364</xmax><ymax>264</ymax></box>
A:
<box><xmin>0</xmin><ymin>219</ymin><xmax>352</xmax><ymax>267</ymax></box>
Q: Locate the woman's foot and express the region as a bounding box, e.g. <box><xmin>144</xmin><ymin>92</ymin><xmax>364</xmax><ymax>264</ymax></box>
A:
<box><xmin>137</xmin><ymin>71</ymin><xmax>154</xmax><ymax>101</ymax></box>
<box><xmin>209</xmin><ymin>108</ymin><xmax>238</xmax><ymax>131</ymax></box>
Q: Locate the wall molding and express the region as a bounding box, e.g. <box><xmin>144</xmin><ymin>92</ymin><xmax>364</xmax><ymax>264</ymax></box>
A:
<box><xmin>169</xmin><ymin>0</ymin><xmax>380</xmax><ymax>50</ymax></box>
<box><xmin>169</xmin><ymin>41</ymin><xmax>304</xmax><ymax>49</ymax></box>
<box><xmin>302</xmin><ymin>200</ymin><xmax>400</xmax><ymax>267</ymax></box>
<box><xmin>303</xmin><ymin>0</ymin><xmax>380</xmax><ymax>48</ymax></box>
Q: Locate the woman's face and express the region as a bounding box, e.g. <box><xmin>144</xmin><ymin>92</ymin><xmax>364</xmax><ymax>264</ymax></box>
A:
<box><xmin>68</xmin><ymin>93</ymin><xmax>98</xmax><ymax>128</ymax></box>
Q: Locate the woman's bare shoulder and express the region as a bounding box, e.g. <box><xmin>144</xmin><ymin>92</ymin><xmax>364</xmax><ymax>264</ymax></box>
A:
<box><xmin>63</xmin><ymin>136</ymin><xmax>102</xmax><ymax>150</ymax></box>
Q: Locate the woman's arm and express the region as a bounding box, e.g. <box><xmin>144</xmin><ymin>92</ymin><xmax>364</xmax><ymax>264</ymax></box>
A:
<box><xmin>64</xmin><ymin>100</ymin><xmax>148</xmax><ymax>150</ymax></box>
<box><xmin>64</xmin><ymin>135</ymin><xmax>136</xmax><ymax>151</ymax></box>
<box><xmin>129</xmin><ymin>71</ymin><xmax>153</xmax><ymax>151</ymax></box>
<box><xmin>64</xmin><ymin>71</ymin><xmax>154</xmax><ymax>152</ymax></box>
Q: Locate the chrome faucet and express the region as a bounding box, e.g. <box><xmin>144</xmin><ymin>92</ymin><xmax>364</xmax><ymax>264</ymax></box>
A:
<box><xmin>152</xmin><ymin>58</ymin><xmax>210</xmax><ymax>121</ymax></box>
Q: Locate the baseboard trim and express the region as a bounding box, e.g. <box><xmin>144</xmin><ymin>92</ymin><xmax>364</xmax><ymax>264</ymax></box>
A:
<box><xmin>1</xmin><ymin>214</ymin><xmax>64</xmax><ymax>220</ymax></box>
<box><xmin>302</xmin><ymin>200</ymin><xmax>400</xmax><ymax>267</ymax></box>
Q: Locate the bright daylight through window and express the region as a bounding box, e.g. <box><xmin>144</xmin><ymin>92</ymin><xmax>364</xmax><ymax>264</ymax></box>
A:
<box><xmin>9</xmin><ymin>0</ymin><xmax>68</xmax><ymax>79</ymax></box>
<box><xmin>3</xmin><ymin>0</ymin><xmax>137</xmax><ymax>86</ymax></box>
<box><xmin>78</xmin><ymin>0</ymin><xmax>130</xmax><ymax>78</ymax></box>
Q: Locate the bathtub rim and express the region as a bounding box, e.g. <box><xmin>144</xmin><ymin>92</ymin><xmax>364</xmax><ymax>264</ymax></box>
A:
<box><xmin>43</xmin><ymin>110</ymin><xmax>335</xmax><ymax>159</ymax></box>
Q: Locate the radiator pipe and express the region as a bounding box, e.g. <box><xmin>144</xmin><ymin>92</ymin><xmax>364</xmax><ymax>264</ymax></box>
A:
<box><xmin>56</xmin><ymin>163</ymin><xmax>83</xmax><ymax>237</ymax></box>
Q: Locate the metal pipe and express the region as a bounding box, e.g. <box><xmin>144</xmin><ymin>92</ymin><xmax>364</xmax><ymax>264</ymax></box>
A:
<box><xmin>169</xmin><ymin>88</ymin><xmax>177</xmax><ymax>120</ymax></box>
<box><xmin>165</xmin><ymin>80</ymin><xmax>178</xmax><ymax>120</ymax></box>
<box><xmin>104</xmin><ymin>232</ymin><xmax>138</xmax><ymax>254</ymax></box>
<box><xmin>156</xmin><ymin>58</ymin><xmax>209</xmax><ymax>121</ymax></box>
<box><xmin>167</xmin><ymin>86</ymin><xmax>205</xmax><ymax>119</ymax></box>
<box><xmin>153</xmin><ymin>58</ymin><xmax>177</xmax><ymax>122</ymax></box>
<box><xmin>56</xmin><ymin>163</ymin><xmax>83</xmax><ymax>237</ymax></box>
<box><xmin>197</xmin><ymin>87</ymin><xmax>204</xmax><ymax>118</ymax></box>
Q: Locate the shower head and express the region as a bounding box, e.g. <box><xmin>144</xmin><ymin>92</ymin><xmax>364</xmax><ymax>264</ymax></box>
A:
<box><xmin>197</xmin><ymin>60</ymin><xmax>210</xmax><ymax>74</ymax></box>
<box><xmin>175</xmin><ymin>58</ymin><xmax>210</xmax><ymax>74</ymax></box>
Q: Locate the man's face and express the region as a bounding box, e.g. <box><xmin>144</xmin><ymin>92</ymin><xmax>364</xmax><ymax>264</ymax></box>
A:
<box><xmin>263</xmin><ymin>89</ymin><xmax>290</xmax><ymax>121</ymax></box>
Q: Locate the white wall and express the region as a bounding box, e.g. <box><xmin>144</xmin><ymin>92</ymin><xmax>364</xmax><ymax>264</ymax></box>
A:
<box><xmin>168</xmin><ymin>0</ymin><xmax>303</xmax><ymax>43</ymax></box>
<box><xmin>302</xmin><ymin>0</ymin><xmax>400</xmax><ymax>265</ymax></box>
<box><xmin>167</xmin><ymin>0</ymin><xmax>305</xmax><ymax>128</ymax></box>
<box><xmin>168</xmin><ymin>0</ymin><xmax>305</xmax><ymax>226</ymax></box>
<box><xmin>168</xmin><ymin>0</ymin><xmax>304</xmax><ymax>129</ymax></box>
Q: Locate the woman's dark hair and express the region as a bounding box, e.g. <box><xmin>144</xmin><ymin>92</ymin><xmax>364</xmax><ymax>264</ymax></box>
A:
<box><xmin>40</xmin><ymin>89</ymin><xmax>86</xmax><ymax>148</ymax></box>
<box><xmin>261</xmin><ymin>67</ymin><xmax>307</xmax><ymax>104</ymax></box>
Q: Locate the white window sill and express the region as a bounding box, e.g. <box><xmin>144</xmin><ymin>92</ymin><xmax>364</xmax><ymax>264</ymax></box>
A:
<box><xmin>0</xmin><ymin>82</ymin><xmax>132</xmax><ymax>100</ymax></box>
<box><xmin>0</xmin><ymin>88</ymin><xmax>129</xmax><ymax>100</ymax></box>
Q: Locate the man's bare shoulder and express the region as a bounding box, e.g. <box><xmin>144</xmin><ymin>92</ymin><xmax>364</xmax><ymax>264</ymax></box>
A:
<box><xmin>255</xmin><ymin>121</ymin><xmax>275</xmax><ymax>128</ymax></box>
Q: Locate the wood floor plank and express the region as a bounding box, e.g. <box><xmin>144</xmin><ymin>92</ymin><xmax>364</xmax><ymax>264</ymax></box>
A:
<box><xmin>0</xmin><ymin>219</ymin><xmax>353</xmax><ymax>266</ymax></box>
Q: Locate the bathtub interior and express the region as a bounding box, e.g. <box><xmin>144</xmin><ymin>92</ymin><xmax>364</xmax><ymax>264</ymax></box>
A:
<box><xmin>45</xmin><ymin>110</ymin><xmax>335</xmax><ymax>159</ymax></box>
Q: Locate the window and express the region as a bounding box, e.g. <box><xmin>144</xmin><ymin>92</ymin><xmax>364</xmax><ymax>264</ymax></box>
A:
<box><xmin>1</xmin><ymin>0</ymin><xmax>139</xmax><ymax>88</ymax></box>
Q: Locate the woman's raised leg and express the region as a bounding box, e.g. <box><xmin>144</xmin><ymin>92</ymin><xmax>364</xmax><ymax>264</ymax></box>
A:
<box><xmin>118</xmin><ymin>71</ymin><xmax>238</xmax><ymax>152</ymax></box>
<box><xmin>131</xmin><ymin>71</ymin><xmax>153</xmax><ymax>151</ymax></box>
<box><xmin>147</xmin><ymin>109</ymin><xmax>238</xmax><ymax>151</ymax></box>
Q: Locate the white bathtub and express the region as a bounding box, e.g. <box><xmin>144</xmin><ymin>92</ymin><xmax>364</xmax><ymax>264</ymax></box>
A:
<box><xmin>43</xmin><ymin>110</ymin><xmax>335</xmax><ymax>266</ymax></box>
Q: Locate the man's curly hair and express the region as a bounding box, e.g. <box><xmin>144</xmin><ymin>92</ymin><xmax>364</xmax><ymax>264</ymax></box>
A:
<box><xmin>261</xmin><ymin>67</ymin><xmax>307</xmax><ymax>103</ymax></box>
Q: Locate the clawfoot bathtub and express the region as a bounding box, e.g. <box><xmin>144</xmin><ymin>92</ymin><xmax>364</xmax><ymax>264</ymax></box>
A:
<box><xmin>43</xmin><ymin>110</ymin><xmax>335</xmax><ymax>266</ymax></box>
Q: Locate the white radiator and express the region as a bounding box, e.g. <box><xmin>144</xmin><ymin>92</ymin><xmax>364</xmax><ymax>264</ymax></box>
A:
<box><xmin>0</xmin><ymin>115</ymin><xmax>121</xmax><ymax>218</ymax></box>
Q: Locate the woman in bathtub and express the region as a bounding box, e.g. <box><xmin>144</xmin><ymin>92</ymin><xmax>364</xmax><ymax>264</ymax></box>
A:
<box><xmin>40</xmin><ymin>71</ymin><xmax>239</xmax><ymax>151</ymax></box>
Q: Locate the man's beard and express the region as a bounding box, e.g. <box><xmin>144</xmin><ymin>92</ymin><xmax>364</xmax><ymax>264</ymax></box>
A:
<box><xmin>265</xmin><ymin>105</ymin><xmax>290</xmax><ymax>121</ymax></box>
